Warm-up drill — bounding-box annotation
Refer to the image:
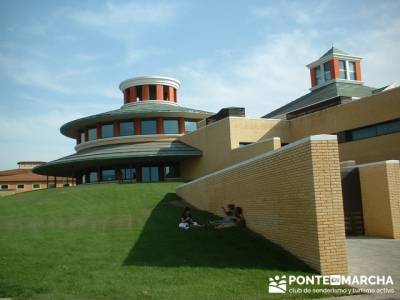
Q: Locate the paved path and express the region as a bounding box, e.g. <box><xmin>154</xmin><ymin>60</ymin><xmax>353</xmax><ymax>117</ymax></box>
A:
<box><xmin>346</xmin><ymin>237</ymin><xmax>400</xmax><ymax>297</ymax></box>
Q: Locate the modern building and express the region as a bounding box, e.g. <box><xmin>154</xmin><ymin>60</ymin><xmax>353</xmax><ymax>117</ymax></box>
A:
<box><xmin>34</xmin><ymin>48</ymin><xmax>400</xmax><ymax>274</ymax></box>
<box><xmin>34</xmin><ymin>76</ymin><xmax>212</xmax><ymax>184</ymax></box>
<box><xmin>0</xmin><ymin>161</ymin><xmax>74</xmax><ymax>196</ymax></box>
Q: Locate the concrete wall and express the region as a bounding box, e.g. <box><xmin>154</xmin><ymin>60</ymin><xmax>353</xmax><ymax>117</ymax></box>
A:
<box><xmin>177</xmin><ymin>135</ymin><xmax>347</xmax><ymax>275</ymax></box>
<box><xmin>179</xmin><ymin>117</ymin><xmax>285</xmax><ymax>180</ymax></box>
<box><xmin>359</xmin><ymin>160</ymin><xmax>400</xmax><ymax>239</ymax></box>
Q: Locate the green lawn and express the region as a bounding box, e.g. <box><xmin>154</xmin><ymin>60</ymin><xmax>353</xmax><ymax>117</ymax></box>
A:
<box><xmin>0</xmin><ymin>183</ymin><xmax>347</xmax><ymax>299</ymax></box>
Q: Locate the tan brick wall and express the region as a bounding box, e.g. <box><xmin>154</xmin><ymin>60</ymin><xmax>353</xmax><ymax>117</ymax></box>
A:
<box><xmin>179</xmin><ymin>117</ymin><xmax>283</xmax><ymax>180</ymax></box>
<box><xmin>177</xmin><ymin>135</ymin><xmax>347</xmax><ymax>274</ymax></box>
<box><xmin>359</xmin><ymin>160</ymin><xmax>400</xmax><ymax>239</ymax></box>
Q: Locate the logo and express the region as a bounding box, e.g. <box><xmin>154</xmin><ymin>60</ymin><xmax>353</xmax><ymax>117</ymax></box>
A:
<box><xmin>268</xmin><ymin>275</ymin><xmax>287</xmax><ymax>293</ymax></box>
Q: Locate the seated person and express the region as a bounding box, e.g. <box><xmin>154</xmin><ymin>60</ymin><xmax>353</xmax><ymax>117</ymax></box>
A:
<box><xmin>178</xmin><ymin>207</ymin><xmax>203</xmax><ymax>230</ymax></box>
<box><xmin>208</xmin><ymin>204</ymin><xmax>235</xmax><ymax>227</ymax></box>
<box><xmin>215</xmin><ymin>207</ymin><xmax>245</xmax><ymax>229</ymax></box>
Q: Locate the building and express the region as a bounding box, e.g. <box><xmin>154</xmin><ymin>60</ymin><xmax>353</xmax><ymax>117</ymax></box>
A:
<box><xmin>33</xmin><ymin>76</ymin><xmax>212</xmax><ymax>183</ymax></box>
<box><xmin>34</xmin><ymin>48</ymin><xmax>400</xmax><ymax>275</ymax></box>
<box><xmin>0</xmin><ymin>161</ymin><xmax>75</xmax><ymax>196</ymax></box>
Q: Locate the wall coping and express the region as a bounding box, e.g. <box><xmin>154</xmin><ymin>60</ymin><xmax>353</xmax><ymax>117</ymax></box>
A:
<box><xmin>356</xmin><ymin>160</ymin><xmax>400</xmax><ymax>169</ymax></box>
<box><xmin>178</xmin><ymin>134</ymin><xmax>337</xmax><ymax>187</ymax></box>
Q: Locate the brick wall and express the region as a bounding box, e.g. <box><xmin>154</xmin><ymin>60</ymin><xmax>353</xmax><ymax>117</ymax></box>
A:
<box><xmin>176</xmin><ymin>135</ymin><xmax>348</xmax><ymax>274</ymax></box>
<box><xmin>359</xmin><ymin>160</ymin><xmax>400</xmax><ymax>239</ymax></box>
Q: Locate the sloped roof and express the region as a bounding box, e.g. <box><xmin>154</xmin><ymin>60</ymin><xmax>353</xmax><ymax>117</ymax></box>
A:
<box><xmin>263</xmin><ymin>82</ymin><xmax>376</xmax><ymax>118</ymax></box>
<box><xmin>0</xmin><ymin>168</ymin><xmax>63</xmax><ymax>182</ymax></box>
<box><xmin>61</xmin><ymin>101</ymin><xmax>213</xmax><ymax>138</ymax></box>
<box><xmin>320</xmin><ymin>47</ymin><xmax>350</xmax><ymax>59</ymax></box>
<box><xmin>33</xmin><ymin>141</ymin><xmax>202</xmax><ymax>176</ymax></box>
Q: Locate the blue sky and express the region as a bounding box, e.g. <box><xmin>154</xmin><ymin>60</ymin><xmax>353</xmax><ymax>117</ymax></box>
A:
<box><xmin>0</xmin><ymin>0</ymin><xmax>399</xmax><ymax>169</ymax></box>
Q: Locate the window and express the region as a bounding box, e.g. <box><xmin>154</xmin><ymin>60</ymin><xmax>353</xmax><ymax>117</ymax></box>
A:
<box><xmin>348</xmin><ymin>62</ymin><xmax>356</xmax><ymax>80</ymax></box>
<box><xmin>315</xmin><ymin>66</ymin><xmax>323</xmax><ymax>85</ymax></box>
<box><xmin>323</xmin><ymin>62</ymin><xmax>331</xmax><ymax>81</ymax></box>
<box><xmin>101</xmin><ymin>124</ymin><xmax>113</xmax><ymax>139</ymax></box>
<box><xmin>163</xmin><ymin>119</ymin><xmax>179</xmax><ymax>134</ymax></box>
<box><xmin>149</xmin><ymin>85</ymin><xmax>156</xmax><ymax>100</ymax></box>
<box><xmin>136</xmin><ymin>85</ymin><xmax>143</xmax><ymax>101</ymax></box>
<box><xmin>339</xmin><ymin>60</ymin><xmax>347</xmax><ymax>79</ymax></box>
<box><xmin>338</xmin><ymin>118</ymin><xmax>400</xmax><ymax>143</ymax></box>
<box><xmin>1</xmin><ymin>185</ymin><xmax>8</xmax><ymax>190</ymax></box>
<box><xmin>88</xmin><ymin>128</ymin><xmax>97</xmax><ymax>141</ymax></box>
<box><xmin>165</xmin><ymin>163</ymin><xmax>180</xmax><ymax>178</ymax></box>
<box><xmin>33</xmin><ymin>183</ymin><xmax>40</xmax><ymax>189</ymax></box>
<box><xmin>121</xmin><ymin>167</ymin><xmax>136</xmax><ymax>180</ymax></box>
<box><xmin>185</xmin><ymin>120</ymin><xmax>197</xmax><ymax>133</ymax></box>
<box><xmin>63</xmin><ymin>183</ymin><xmax>70</xmax><ymax>187</ymax></box>
<box><xmin>142</xmin><ymin>166</ymin><xmax>159</xmax><ymax>182</ymax></box>
<box><xmin>141</xmin><ymin>120</ymin><xmax>157</xmax><ymax>135</ymax></box>
<box><xmin>89</xmin><ymin>171</ymin><xmax>98</xmax><ymax>183</ymax></box>
<box><xmin>124</xmin><ymin>88</ymin><xmax>130</xmax><ymax>102</ymax></box>
<box><xmin>82</xmin><ymin>174</ymin><xmax>87</xmax><ymax>184</ymax></box>
<box><xmin>17</xmin><ymin>184</ymin><xmax>24</xmax><ymax>189</ymax></box>
<box><xmin>102</xmin><ymin>169</ymin><xmax>116</xmax><ymax>181</ymax></box>
<box><xmin>80</xmin><ymin>131</ymin><xmax>85</xmax><ymax>143</ymax></box>
<box><xmin>163</xmin><ymin>85</ymin><xmax>169</xmax><ymax>100</ymax></box>
<box><xmin>120</xmin><ymin>121</ymin><xmax>134</xmax><ymax>136</ymax></box>
<box><xmin>239</xmin><ymin>142</ymin><xmax>252</xmax><ymax>147</ymax></box>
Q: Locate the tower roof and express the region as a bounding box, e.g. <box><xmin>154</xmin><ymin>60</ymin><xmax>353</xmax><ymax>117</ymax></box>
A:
<box><xmin>320</xmin><ymin>47</ymin><xmax>350</xmax><ymax>59</ymax></box>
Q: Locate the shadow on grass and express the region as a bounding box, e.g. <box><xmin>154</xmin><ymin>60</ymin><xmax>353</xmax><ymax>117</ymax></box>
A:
<box><xmin>123</xmin><ymin>193</ymin><xmax>312</xmax><ymax>272</ymax></box>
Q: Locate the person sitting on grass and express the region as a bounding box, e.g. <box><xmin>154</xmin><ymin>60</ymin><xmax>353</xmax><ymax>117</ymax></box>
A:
<box><xmin>178</xmin><ymin>207</ymin><xmax>203</xmax><ymax>230</ymax></box>
<box><xmin>215</xmin><ymin>207</ymin><xmax>245</xmax><ymax>229</ymax></box>
<box><xmin>208</xmin><ymin>204</ymin><xmax>235</xmax><ymax>227</ymax></box>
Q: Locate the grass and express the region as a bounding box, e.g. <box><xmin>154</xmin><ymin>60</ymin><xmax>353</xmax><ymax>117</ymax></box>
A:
<box><xmin>0</xmin><ymin>183</ymin><xmax>348</xmax><ymax>299</ymax></box>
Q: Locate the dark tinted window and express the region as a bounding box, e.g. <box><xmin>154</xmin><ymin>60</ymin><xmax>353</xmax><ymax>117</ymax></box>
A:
<box><xmin>149</xmin><ymin>85</ymin><xmax>156</xmax><ymax>100</ymax></box>
<box><xmin>88</xmin><ymin>128</ymin><xmax>97</xmax><ymax>141</ymax></box>
<box><xmin>163</xmin><ymin>119</ymin><xmax>179</xmax><ymax>134</ymax></box>
<box><xmin>120</xmin><ymin>121</ymin><xmax>134</xmax><ymax>136</ymax></box>
<box><xmin>136</xmin><ymin>85</ymin><xmax>143</xmax><ymax>100</ymax></box>
<box><xmin>102</xmin><ymin>169</ymin><xmax>115</xmax><ymax>181</ymax></box>
<box><xmin>165</xmin><ymin>163</ymin><xmax>180</xmax><ymax>178</ymax></box>
<box><xmin>101</xmin><ymin>124</ymin><xmax>113</xmax><ymax>139</ymax></box>
<box><xmin>141</xmin><ymin>120</ymin><xmax>157</xmax><ymax>135</ymax></box>
<box><xmin>163</xmin><ymin>85</ymin><xmax>169</xmax><ymax>100</ymax></box>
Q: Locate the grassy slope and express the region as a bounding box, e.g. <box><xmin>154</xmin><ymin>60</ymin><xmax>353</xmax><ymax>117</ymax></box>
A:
<box><xmin>0</xmin><ymin>183</ymin><xmax>345</xmax><ymax>300</ymax></box>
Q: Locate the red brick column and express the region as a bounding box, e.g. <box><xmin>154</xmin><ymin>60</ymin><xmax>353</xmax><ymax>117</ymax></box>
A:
<box><xmin>134</xmin><ymin>118</ymin><xmax>141</xmax><ymax>135</ymax></box>
<box><xmin>136</xmin><ymin>164</ymin><xmax>142</xmax><ymax>182</ymax></box>
<box><xmin>113</xmin><ymin>120</ymin><xmax>120</xmax><ymax>137</ymax></box>
<box><xmin>174</xmin><ymin>88</ymin><xmax>177</xmax><ymax>102</ymax></box>
<box><xmin>129</xmin><ymin>86</ymin><xmax>137</xmax><ymax>102</ymax></box>
<box><xmin>168</xmin><ymin>86</ymin><xmax>174</xmax><ymax>102</ymax></box>
<box><xmin>355</xmin><ymin>61</ymin><xmax>362</xmax><ymax>81</ymax></box>
<box><xmin>156</xmin><ymin>85</ymin><xmax>163</xmax><ymax>100</ymax></box>
<box><xmin>96</xmin><ymin>123</ymin><xmax>101</xmax><ymax>139</ymax></box>
<box><xmin>310</xmin><ymin>68</ymin><xmax>317</xmax><ymax>87</ymax></box>
<box><xmin>332</xmin><ymin>58</ymin><xmax>340</xmax><ymax>79</ymax></box>
<box><xmin>159</xmin><ymin>163</ymin><xmax>165</xmax><ymax>181</ymax></box>
<box><xmin>123</xmin><ymin>89</ymin><xmax>128</xmax><ymax>103</ymax></box>
<box><xmin>157</xmin><ymin>117</ymin><xmax>164</xmax><ymax>134</ymax></box>
<box><xmin>142</xmin><ymin>85</ymin><xmax>150</xmax><ymax>100</ymax></box>
<box><xmin>178</xmin><ymin>117</ymin><xmax>185</xmax><ymax>134</ymax></box>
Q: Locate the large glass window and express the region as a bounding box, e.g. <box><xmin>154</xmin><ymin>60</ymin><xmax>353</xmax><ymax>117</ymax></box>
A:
<box><xmin>1</xmin><ymin>185</ymin><xmax>8</xmax><ymax>190</ymax></box>
<box><xmin>89</xmin><ymin>171</ymin><xmax>98</xmax><ymax>183</ymax></box>
<box><xmin>339</xmin><ymin>60</ymin><xmax>347</xmax><ymax>79</ymax></box>
<box><xmin>141</xmin><ymin>120</ymin><xmax>157</xmax><ymax>135</ymax></box>
<box><xmin>102</xmin><ymin>169</ymin><xmax>115</xmax><ymax>181</ymax></box>
<box><xmin>142</xmin><ymin>166</ymin><xmax>159</xmax><ymax>182</ymax></box>
<box><xmin>33</xmin><ymin>183</ymin><xmax>40</xmax><ymax>189</ymax></box>
<box><xmin>136</xmin><ymin>85</ymin><xmax>143</xmax><ymax>101</ymax></box>
<box><xmin>121</xmin><ymin>167</ymin><xmax>136</xmax><ymax>180</ymax></box>
<box><xmin>185</xmin><ymin>120</ymin><xmax>197</xmax><ymax>133</ymax></box>
<box><xmin>101</xmin><ymin>124</ymin><xmax>113</xmax><ymax>139</ymax></box>
<box><xmin>377</xmin><ymin>119</ymin><xmax>400</xmax><ymax>136</ymax></box>
<box><xmin>163</xmin><ymin>119</ymin><xmax>179</xmax><ymax>134</ymax></box>
<box><xmin>323</xmin><ymin>62</ymin><xmax>331</xmax><ymax>81</ymax></box>
<box><xmin>88</xmin><ymin>128</ymin><xmax>97</xmax><ymax>141</ymax></box>
<box><xmin>80</xmin><ymin>131</ymin><xmax>85</xmax><ymax>143</ymax></box>
<box><xmin>149</xmin><ymin>85</ymin><xmax>156</xmax><ymax>100</ymax></box>
<box><xmin>165</xmin><ymin>163</ymin><xmax>180</xmax><ymax>178</ymax></box>
<box><xmin>315</xmin><ymin>66</ymin><xmax>323</xmax><ymax>85</ymax></box>
<box><xmin>17</xmin><ymin>184</ymin><xmax>24</xmax><ymax>189</ymax></box>
<box><xmin>349</xmin><ymin>62</ymin><xmax>356</xmax><ymax>80</ymax></box>
<box><xmin>120</xmin><ymin>121</ymin><xmax>134</xmax><ymax>136</ymax></box>
<box><xmin>351</xmin><ymin>126</ymin><xmax>377</xmax><ymax>141</ymax></box>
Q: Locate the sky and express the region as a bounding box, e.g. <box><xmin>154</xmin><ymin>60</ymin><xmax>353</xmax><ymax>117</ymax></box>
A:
<box><xmin>0</xmin><ymin>0</ymin><xmax>399</xmax><ymax>170</ymax></box>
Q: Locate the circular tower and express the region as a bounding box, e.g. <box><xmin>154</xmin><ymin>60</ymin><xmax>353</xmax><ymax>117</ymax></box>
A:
<box><xmin>34</xmin><ymin>76</ymin><xmax>212</xmax><ymax>183</ymax></box>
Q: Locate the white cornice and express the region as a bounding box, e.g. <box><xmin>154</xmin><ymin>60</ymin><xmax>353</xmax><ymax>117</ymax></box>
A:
<box><xmin>121</xmin><ymin>100</ymin><xmax>179</xmax><ymax>109</ymax></box>
<box><xmin>119</xmin><ymin>76</ymin><xmax>181</xmax><ymax>91</ymax></box>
